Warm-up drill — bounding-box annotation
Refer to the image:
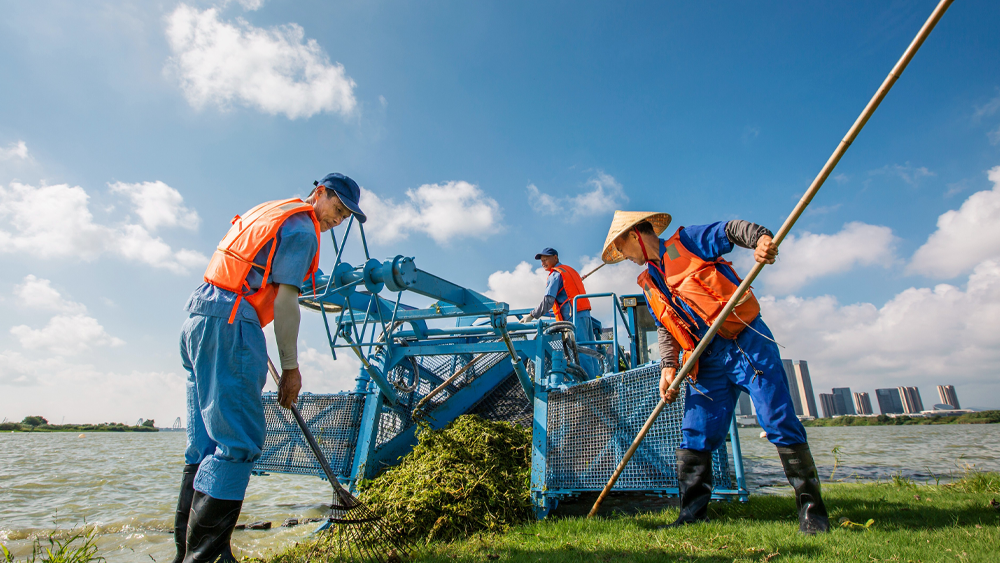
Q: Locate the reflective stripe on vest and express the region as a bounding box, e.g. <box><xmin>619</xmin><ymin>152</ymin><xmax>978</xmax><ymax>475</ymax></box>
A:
<box><xmin>639</xmin><ymin>227</ymin><xmax>760</xmax><ymax>343</ymax></box>
<box><xmin>203</xmin><ymin>198</ymin><xmax>321</xmax><ymax>327</ymax></box>
<box><xmin>550</xmin><ymin>264</ymin><xmax>591</xmax><ymax>321</ymax></box>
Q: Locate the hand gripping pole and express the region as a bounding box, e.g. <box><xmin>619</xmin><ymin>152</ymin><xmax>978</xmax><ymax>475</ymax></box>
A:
<box><xmin>588</xmin><ymin>0</ymin><xmax>954</xmax><ymax>517</ymax></box>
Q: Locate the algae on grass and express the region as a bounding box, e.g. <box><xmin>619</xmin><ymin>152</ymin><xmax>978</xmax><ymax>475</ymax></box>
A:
<box><xmin>356</xmin><ymin>415</ymin><xmax>533</xmax><ymax>543</ymax></box>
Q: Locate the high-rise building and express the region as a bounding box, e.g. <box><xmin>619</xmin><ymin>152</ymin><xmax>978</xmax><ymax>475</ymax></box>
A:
<box><xmin>735</xmin><ymin>391</ymin><xmax>754</xmax><ymax>416</ymax></box>
<box><xmin>937</xmin><ymin>385</ymin><xmax>960</xmax><ymax>409</ymax></box>
<box><xmin>853</xmin><ymin>392</ymin><xmax>873</xmax><ymax>415</ymax></box>
<box><xmin>794</xmin><ymin>361</ymin><xmax>819</xmax><ymax>418</ymax></box>
<box><xmin>898</xmin><ymin>386</ymin><xmax>924</xmax><ymax>414</ymax></box>
<box><xmin>819</xmin><ymin>393</ymin><xmax>837</xmax><ymax>418</ymax></box>
<box><xmin>782</xmin><ymin>359</ymin><xmax>803</xmax><ymax>416</ymax></box>
<box><xmin>831</xmin><ymin>387</ymin><xmax>856</xmax><ymax>416</ymax></box>
<box><xmin>875</xmin><ymin>388</ymin><xmax>904</xmax><ymax>414</ymax></box>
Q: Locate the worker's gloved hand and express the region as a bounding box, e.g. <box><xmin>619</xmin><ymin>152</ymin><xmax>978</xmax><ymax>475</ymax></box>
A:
<box><xmin>660</xmin><ymin>366</ymin><xmax>680</xmax><ymax>403</ymax></box>
<box><xmin>277</xmin><ymin>367</ymin><xmax>302</xmax><ymax>408</ymax></box>
<box><xmin>519</xmin><ymin>314</ymin><xmax>535</xmax><ymax>323</ymax></box>
<box><xmin>755</xmin><ymin>235</ymin><xmax>779</xmax><ymax>264</ymax></box>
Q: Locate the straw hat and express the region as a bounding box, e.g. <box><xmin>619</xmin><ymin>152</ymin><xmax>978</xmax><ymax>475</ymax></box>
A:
<box><xmin>601</xmin><ymin>211</ymin><xmax>672</xmax><ymax>264</ymax></box>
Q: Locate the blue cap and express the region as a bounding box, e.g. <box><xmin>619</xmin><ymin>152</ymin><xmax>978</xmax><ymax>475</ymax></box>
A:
<box><xmin>534</xmin><ymin>247</ymin><xmax>558</xmax><ymax>260</ymax></box>
<box><xmin>315</xmin><ymin>173</ymin><xmax>366</xmax><ymax>224</ymax></box>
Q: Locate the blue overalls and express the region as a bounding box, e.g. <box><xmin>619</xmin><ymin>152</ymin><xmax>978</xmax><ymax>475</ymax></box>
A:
<box><xmin>545</xmin><ymin>267</ymin><xmax>601</xmax><ymax>379</ymax></box>
<box><xmin>179</xmin><ymin>212</ymin><xmax>318</xmax><ymax>501</ymax></box>
<box><xmin>644</xmin><ymin>222</ymin><xmax>807</xmax><ymax>453</ymax></box>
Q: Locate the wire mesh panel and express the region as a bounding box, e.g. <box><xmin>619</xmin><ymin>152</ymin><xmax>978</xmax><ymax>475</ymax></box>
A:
<box><xmin>255</xmin><ymin>392</ymin><xmax>365</xmax><ymax>479</ymax></box>
<box><xmin>469</xmin><ymin>372</ymin><xmax>532</xmax><ymax>427</ymax></box>
<box><xmin>374</xmin><ymin>336</ymin><xmax>523</xmax><ymax>449</ymax></box>
<box><xmin>546</xmin><ymin>363</ymin><xmax>733</xmax><ymax>491</ymax></box>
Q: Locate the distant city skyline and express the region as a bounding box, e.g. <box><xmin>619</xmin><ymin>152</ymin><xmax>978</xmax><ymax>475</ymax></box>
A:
<box><xmin>779</xmin><ymin>358</ymin><xmax>964</xmax><ymax>418</ymax></box>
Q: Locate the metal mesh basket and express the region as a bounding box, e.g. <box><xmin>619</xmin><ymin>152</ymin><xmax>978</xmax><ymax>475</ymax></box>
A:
<box><xmin>254</xmin><ymin>392</ymin><xmax>365</xmax><ymax>479</ymax></box>
<box><xmin>469</xmin><ymin>371</ymin><xmax>532</xmax><ymax>428</ymax></box>
<box><xmin>546</xmin><ymin>363</ymin><xmax>733</xmax><ymax>491</ymax></box>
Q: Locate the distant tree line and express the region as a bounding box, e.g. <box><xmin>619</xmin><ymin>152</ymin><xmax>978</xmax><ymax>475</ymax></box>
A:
<box><xmin>802</xmin><ymin>411</ymin><xmax>1000</xmax><ymax>427</ymax></box>
<box><xmin>0</xmin><ymin>416</ymin><xmax>160</xmax><ymax>432</ymax></box>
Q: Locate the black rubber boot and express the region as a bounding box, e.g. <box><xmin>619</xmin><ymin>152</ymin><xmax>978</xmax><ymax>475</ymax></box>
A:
<box><xmin>777</xmin><ymin>443</ymin><xmax>830</xmax><ymax>534</ymax></box>
<box><xmin>664</xmin><ymin>449</ymin><xmax>713</xmax><ymax>528</ymax></box>
<box><xmin>182</xmin><ymin>491</ymin><xmax>242</xmax><ymax>562</ymax></box>
<box><xmin>171</xmin><ymin>464</ymin><xmax>200</xmax><ymax>563</ymax></box>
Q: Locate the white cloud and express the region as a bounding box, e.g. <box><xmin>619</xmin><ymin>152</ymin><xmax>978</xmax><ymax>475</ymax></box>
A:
<box><xmin>165</xmin><ymin>4</ymin><xmax>357</xmax><ymax>120</ymax></box>
<box><xmin>760</xmin><ymin>222</ymin><xmax>897</xmax><ymax>294</ymax></box>
<box><xmin>0</xmin><ymin>182</ymin><xmax>208</xmax><ymax>274</ymax></box>
<box><xmin>360</xmin><ymin>181</ymin><xmax>503</xmax><ymax>245</ymax></box>
<box><xmin>14</xmin><ymin>275</ymin><xmax>87</xmax><ymax>314</ymax></box>
<box><xmin>528</xmin><ymin>171</ymin><xmax>628</xmax><ymax>220</ymax></box>
<box><xmin>909</xmin><ymin>166</ymin><xmax>1000</xmax><ymax>279</ymax></box>
<box><xmin>989</xmin><ymin>125</ymin><xmax>1000</xmax><ymax>146</ymax></box>
<box><xmin>973</xmin><ymin>93</ymin><xmax>1000</xmax><ymax>119</ymax></box>
<box><xmin>868</xmin><ymin>163</ymin><xmax>935</xmax><ymax>186</ymax></box>
<box><xmin>0</xmin><ymin>140</ymin><xmax>29</xmax><ymax>161</ymax></box>
<box><xmin>109</xmin><ymin>181</ymin><xmax>200</xmax><ymax>230</ymax></box>
<box><xmin>761</xmin><ymin>258</ymin><xmax>1000</xmax><ymax>404</ymax></box>
<box><xmin>11</xmin><ymin>314</ymin><xmax>125</xmax><ymax>355</ymax></box>
<box><xmin>0</xmin><ymin>351</ymin><xmax>186</xmax><ymax>424</ymax></box>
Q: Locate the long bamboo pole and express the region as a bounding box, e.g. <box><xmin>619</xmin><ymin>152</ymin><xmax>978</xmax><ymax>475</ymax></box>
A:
<box><xmin>588</xmin><ymin>0</ymin><xmax>954</xmax><ymax>518</ymax></box>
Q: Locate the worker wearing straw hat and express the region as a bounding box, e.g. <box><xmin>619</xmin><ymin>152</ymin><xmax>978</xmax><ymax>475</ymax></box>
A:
<box><xmin>602</xmin><ymin>211</ymin><xmax>828</xmax><ymax>534</ymax></box>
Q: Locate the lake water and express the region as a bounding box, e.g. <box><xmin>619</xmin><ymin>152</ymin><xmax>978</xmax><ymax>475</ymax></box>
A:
<box><xmin>1</xmin><ymin>425</ymin><xmax>998</xmax><ymax>562</ymax></box>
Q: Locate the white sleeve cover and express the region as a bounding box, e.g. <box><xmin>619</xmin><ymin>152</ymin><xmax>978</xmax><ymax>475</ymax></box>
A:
<box><xmin>273</xmin><ymin>283</ymin><xmax>301</xmax><ymax>370</ymax></box>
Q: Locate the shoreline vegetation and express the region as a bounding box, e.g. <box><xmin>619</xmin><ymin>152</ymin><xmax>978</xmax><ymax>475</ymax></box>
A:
<box><xmin>1</xmin><ymin>416</ymin><xmax>159</xmax><ymax>433</ymax></box>
<box><xmin>5</xmin><ymin>473</ymin><xmax>997</xmax><ymax>563</ymax></box>
<box><xmin>801</xmin><ymin>410</ymin><xmax>1000</xmax><ymax>427</ymax></box>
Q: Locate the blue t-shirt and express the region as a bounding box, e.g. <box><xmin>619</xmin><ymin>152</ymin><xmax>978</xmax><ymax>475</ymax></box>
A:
<box><xmin>643</xmin><ymin>222</ymin><xmax>742</xmax><ymax>336</ymax></box>
<box><xmin>185</xmin><ymin>212</ymin><xmax>319</xmax><ymax>324</ymax></box>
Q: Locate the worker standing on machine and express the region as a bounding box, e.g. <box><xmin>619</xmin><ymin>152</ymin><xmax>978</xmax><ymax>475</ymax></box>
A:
<box><xmin>171</xmin><ymin>173</ymin><xmax>367</xmax><ymax>563</ymax></box>
<box><xmin>601</xmin><ymin>211</ymin><xmax>829</xmax><ymax>535</ymax></box>
<box><xmin>521</xmin><ymin>248</ymin><xmax>601</xmax><ymax>379</ymax></box>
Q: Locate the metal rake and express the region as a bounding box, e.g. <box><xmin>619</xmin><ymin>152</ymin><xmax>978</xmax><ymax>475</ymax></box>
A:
<box><xmin>266</xmin><ymin>358</ymin><xmax>412</xmax><ymax>562</ymax></box>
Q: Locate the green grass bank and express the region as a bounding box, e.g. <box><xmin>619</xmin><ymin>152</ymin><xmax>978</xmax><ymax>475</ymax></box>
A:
<box><xmin>253</xmin><ymin>473</ymin><xmax>1000</xmax><ymax>563</ymax></box>
<box><xmin>801</xmin><ymin>410</ymin><xmax>1000</xmax><ymax>427</ymax></box>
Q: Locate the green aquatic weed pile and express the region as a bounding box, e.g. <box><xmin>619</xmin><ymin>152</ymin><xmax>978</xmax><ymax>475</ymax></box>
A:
<box><xmin>357</xmin><ymin>415</ymin><xmax>533</xmax><ymax>543</ymax></box>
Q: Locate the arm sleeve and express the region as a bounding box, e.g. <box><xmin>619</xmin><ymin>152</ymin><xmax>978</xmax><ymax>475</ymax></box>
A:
<box><xmin>657</xmin><ymin>326</ymin><xmax>679</xmax><ymax>369</ymax></box>
<box><xmin>725</xmin><ymin>220</ymin><xmax>774</xmax><ymax>250</ymax></box>
<box><xmin>530</xmin><ymin>295</ymin><xmax>556</xmax><ymax>319</ymax></box>
<box><xmin>269</xmin><ymin>214</ymin><xmax>320</xmax><ymax>289</ymax></box>
<box><xmin>273</xmin><ymin>283</ymin><xmax>301</xmax><ymax>370</ymax></box>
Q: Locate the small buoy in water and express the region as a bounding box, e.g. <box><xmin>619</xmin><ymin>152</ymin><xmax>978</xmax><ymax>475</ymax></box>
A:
<box><xmin>759</xmin><ymin>431</ymin><xmax>767</xmax><ymax>439</ymax></box>
<box><xmin>79</xmin><ymin>433</ymin><xmax>86</xmax><ymax>438</ymax></box>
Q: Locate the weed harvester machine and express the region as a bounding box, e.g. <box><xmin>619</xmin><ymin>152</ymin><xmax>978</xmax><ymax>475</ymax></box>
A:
<box><xmin>251</xmin><ymin>218</ymin><xmax>748</xmax><ymax>521</ymax></box>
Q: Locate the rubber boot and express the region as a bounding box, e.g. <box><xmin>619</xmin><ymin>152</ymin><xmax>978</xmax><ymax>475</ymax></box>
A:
<box><xmin>182</xmin><ymin>491</ymin><xmax>242</xmax><ymax>562</ymax></box>
<box><xmin>171</xmin><ymin>464</ymin><xmax>199</xmax><ymax>563</ymax></box>
<box><xmin>663</xmin><ymin>449</ymin><xmax>713</xmax><ymax>528</ymax></box>
<box><xmin>777</xmin><ymin>443</ymin><xmax>830</xmax><ymax>534</ymax></box>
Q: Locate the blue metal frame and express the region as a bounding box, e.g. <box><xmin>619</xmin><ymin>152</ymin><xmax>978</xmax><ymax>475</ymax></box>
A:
<box><xmin>253</xmin><ymin>220</ymin><xmax>747</xmax><ymax>518</ymax></box>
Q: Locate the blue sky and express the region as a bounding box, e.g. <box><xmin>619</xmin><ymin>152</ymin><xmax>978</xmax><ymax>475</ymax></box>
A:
<box><xmin>2</xmin><ymin>0</ymin><xmax>1000</xmax><ymax>424</ymax></box>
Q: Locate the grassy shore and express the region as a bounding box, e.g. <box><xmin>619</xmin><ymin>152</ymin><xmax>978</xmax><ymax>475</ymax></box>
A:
<box><xmin>253</xmin><ymin>473</ymin><xmax>1000</xmax><ymax>563</ymax></box>
<box><xmin>0</xmin><ymin>422</ymin><xmax>158</xmax><ymax>432</ymax></box>
<box><xmin>802</xmin><ymin>410</ymin><xmax>1000</xmax><ymax>427</ymax></box>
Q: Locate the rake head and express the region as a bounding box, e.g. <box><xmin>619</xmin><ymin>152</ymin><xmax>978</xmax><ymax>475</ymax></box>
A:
<box><xmin>304</xmin><ymin>491</ymin><xmax>413</xmax><ymax>563</ymax></box>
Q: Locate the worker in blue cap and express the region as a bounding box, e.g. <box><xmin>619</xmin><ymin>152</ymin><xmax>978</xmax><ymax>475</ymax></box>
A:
<box><xmin>521</xmin><ymin>248</ymin><xmax>601</xmax><ymax>379</ymax></box>
<box><xmin>171</xmin><ymin>173</ymin><xmax>367</xmax><ymax>563</ymax></box>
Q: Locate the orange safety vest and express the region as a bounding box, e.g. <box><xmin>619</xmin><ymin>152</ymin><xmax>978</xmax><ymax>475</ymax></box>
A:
<box><xmin>203</xmin><ymin>198</ymin><xmax>321</xmax><ymax>327</ymax></box>
<box><xmin>549</xmin><ymin>264</ymin><xmax>592</xmax><ymax>321</ymax></box>
<box><xmin>637</xmin><ymin>228</ymin><xmax>760</xmax><ymax>374</ymax></box>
